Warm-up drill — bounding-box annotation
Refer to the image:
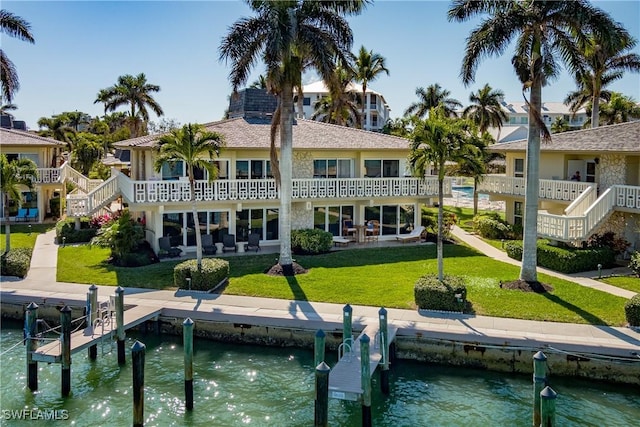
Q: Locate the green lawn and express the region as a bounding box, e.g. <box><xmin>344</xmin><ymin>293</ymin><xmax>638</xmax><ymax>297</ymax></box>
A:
<box><xmin>57</xmin><ymin>242</ymin><xmax>628</xmax><ymax>326</ymax></box>
<box><xmin>1</xmin><ymin>224</ymin><xmax>54</xmax><ymax>252</ymax></box>
<box><xmin>601</xmin><ymin>275</ymin><xmax>640</xmax><ymax>294</ymax></box>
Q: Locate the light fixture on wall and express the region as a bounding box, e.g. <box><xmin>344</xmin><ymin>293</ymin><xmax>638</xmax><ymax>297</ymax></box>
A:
<box><xmin>236</xmin><ymin>203</ymin><xmax>242</xmax><ymax>212</ymax></box>
<box><xmin>594</xmin><ymin>157</ymin><xmax>600</xmax><ymax>165</ymax></box>
<box><xmin>306</xmin><ymin>201</ymin><xmax>312</xmax><ymax>211</ymax></box>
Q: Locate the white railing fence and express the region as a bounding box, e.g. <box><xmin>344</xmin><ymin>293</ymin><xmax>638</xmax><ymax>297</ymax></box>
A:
<box><xmin>67</xmin><ymin>174</ymin><xmax>119</xmax><ymax>217</ymax></box>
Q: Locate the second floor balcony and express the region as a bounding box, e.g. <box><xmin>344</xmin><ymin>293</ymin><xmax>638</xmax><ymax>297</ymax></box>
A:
<box><xmin>477</xmin><ymin>175</ymin><xmax>596</xmax><ymax>202</ymax></box>
<box><xmin>126</xmin><ymin>176</ymin><xmax>450</xmax><ymax>205</ymax></box>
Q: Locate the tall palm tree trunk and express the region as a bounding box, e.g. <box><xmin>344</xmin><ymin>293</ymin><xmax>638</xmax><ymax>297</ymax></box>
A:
<box><xmin>591</xmin><ymin>81</ymin><xmax>601</xmax><ymax>128</ymax></box>
<box><xmin>279</xmin><ymin>82</ymin><xmax>294</xmax><ymax>274</ymax></box>
<box><xmin>437</xmin><ymin>174</ymin><xmax>444</xmax><ymax>281</ymax></box>
<box><xmin>473</xmin><ymin>179</ymin><xmax>479</xmax><ymax>216</ymax></box>
<box><xmin>190</xmin><ymin>177</ymin><xmax>203</xmax><ymax>270</ymax></box>
<box><xmin>520</xmin><ymin>80</ymin><xmax>542</xmax><ymax>283</ymax></box>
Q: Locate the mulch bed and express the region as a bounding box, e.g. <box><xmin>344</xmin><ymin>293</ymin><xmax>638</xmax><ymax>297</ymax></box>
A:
<box><xmin>500</xmin><ymin>280</ymin><xmax>554</xmax><ymax>293</ymax></box>
<box><xmin>265</xmin><ymin>262</ymin><xmax>309</xmax><ymax>276</ymax></box>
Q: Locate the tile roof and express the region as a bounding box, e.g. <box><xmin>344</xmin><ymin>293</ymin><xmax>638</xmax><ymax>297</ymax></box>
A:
<box><xmin>0</xmin><ymin>128</ymin><xmax>66</xmax><ymax>147</ymax></box>
<box><xmin>487</xmin><ymin>120</ymin><xmax>640</xmax><ymax>153</ymax></box>
<box><xmin>115</xmin><ymin>117</ymin><xmax>410</xmax><ymax>151</ymax></box>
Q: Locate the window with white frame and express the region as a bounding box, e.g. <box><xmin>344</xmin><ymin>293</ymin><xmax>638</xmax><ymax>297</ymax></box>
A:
<box><xmin>313</xmin><ymin>159</ymin><xmax>352</xmax><ymax>178</ymax></box>
<box><xmin>314</xmin><ymin>205</ymin><xmax>354</xmax><ymax>236</ymax></box>
<box><xmin>161</xmin><ymin>161</ymin><xmax>184</xmax><ymax>180</ymax></box>
<box><xmin>514</xmin><ymin>159</ymin><xmax>524</xmax><ymax>178</ymax></box>
<box><xmin>236</xmin><ymin>207</ymin><xmax>279</xmax><ymax>242</ymax></box>
<box><xmin>236</xmin><ymin>160</ymin><xmax>272</xmax><ymax>179</ymax></box>
<box><xmin>364</xmin><ymin>160</ymin><xmax>400</xmax><ymax>178</ymax></box>
<box><xmin>514</xmin><ymin>201</ymin><xmax>523</xmax><ymax>226</ymax></box>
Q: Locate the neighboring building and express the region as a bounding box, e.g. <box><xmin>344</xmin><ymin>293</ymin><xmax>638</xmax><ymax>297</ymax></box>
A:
<box><xmin>0</xmin><ymin>128</ymin><xmax>77</xmax><ymax>221</ymax></box>
<box><xmin>296</xmin><ymin>80</ymin><xmax>391</xmax><ymax>132</ymax></box>
<box><xmin>483</xmin><ymin>101</ymin><xmax>588</xmax><ymax>143</ymax></box>
<box><xmin>92</xmin><ymin>88</ymin><xmax>444</xmax><ymax>253</ymax></box>
<box><xmin>482</xmin><ymin>120</ymin><xmax>640</xmax><ymax>253</ymax></box>
<box><xmin>1</xmin><ymin>114</ymin><xmax>28</xmax><ymax>131</ymax></box>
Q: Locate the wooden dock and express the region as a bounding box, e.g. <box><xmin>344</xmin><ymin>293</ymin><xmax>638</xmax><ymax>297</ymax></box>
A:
<box><xmin>328</xmin><ymin>324</ymin><xmax>398</xmax><ymax>401</ymax></box>
<box><xmin>32</xmin><ymin>305</ymin><xmax>161</xmax><ymax>363</ymax></box>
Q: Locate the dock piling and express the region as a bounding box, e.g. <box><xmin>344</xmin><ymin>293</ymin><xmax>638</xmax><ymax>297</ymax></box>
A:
<box><xmin>183</xmin><ymin>318</ymin><xmax>194</xmax><ymax>411</ymax></box>
<box><xmin>378</xmin><ymin>307</ymin><xmax>390</xmax><ymax>394</ymax></box>
<box><xmin>88</xmin><ymin>284</ymin><xmax>98</xmax><ymax>360</ymax></box>
<box><xmin>360</xmin><ymin>334</ymin><xmax>372</xmax><ymax>427</ymax></box>
<box><xmin>314</xmin><ymin>330</ymin><xmax>326</xmax><ymax>367</ymax></box>
<box><xmin>533</xmin><ymin>351</ymin><xmax>547</xmax><ymax>427</ymax></box>
<box><xmin>343</xmin><ymin>304</ymin><xmax>352</xmax><ymax>350</ymax></box>
<box><xmin>115</xmin><ymin>286</ymin><xmax>125</xmax><ymax>365</ymax></box>
<box><xmin>25</xmin><ymin>302</ymin><xmax>39</xmax><ymax>391</ymax></box>
<box><xmin>314</xmin><ymin>362</ymin><xmax>330</xmax><ymax>427</ymax></box>
<box><xmin>132</xmin><ymin>340</ymin><xmax>146</xmax><ymax>427</ymax></box>
<box><xmin>60</xmin><ymin>306</ymin><xmax>72</xmax><ymax>396</ymax></box>
<box><xmin>540</xmin><ymin>386</ymin><xmax>557</xmax><ymax>427</ymax></box>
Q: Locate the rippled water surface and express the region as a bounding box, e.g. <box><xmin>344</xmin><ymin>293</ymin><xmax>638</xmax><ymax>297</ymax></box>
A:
<box><xmin>2</xmin><ymin>322</ymin><xmax>639</xmax><ymax>426</ymax></box>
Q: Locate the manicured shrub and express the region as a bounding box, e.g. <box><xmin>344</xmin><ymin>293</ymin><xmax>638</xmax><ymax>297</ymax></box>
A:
<box><xmin>473</xmin><ymin>215</ymin><xmax>510</xmax><ymax>239</ymax></box>
<box><xmin>56</xmin><ymin>217</ymin><xmax>98</xmax><ymax>243</ymax></box>
<box><xmin>421</xmin><ymin>209</ymin><xmax>458</xmax><ymax>238</ymax></box>
<box><xmin>629</xmin><ymin>251</ymin><xmax>640</xmax><ymax>277</ymax></box>
<box><xmin>1</xmin><ymin>248</ymin><xmax>32</xmax><ymax>278</ymax></box>
<box><xmin>505</xmin><ymin>240</ymin><xmax>616</xmax><ymax>274</ymax></box>
<box><xmin>174</xmin><ymin>258</ymin><xmax>230</xmax><ymax>291</ymax></box>
<box><xmin>291</xmin><ymin>229</ymin><xmax>332</xmax><ymax>255</ymax></box>
<box><xmin>625</xmin><ymin>294</ymin><xmax>640</xmax><ymax>327</ymax></box>
<box><xmin>91</xmin><ymin>210</ymin><xmax>144</xmax><ymax>265</ymax></box>
<box><xmin>414</xmin><ymin>274</ymin><xmax>467</xmax><ymax>312</ymax></box>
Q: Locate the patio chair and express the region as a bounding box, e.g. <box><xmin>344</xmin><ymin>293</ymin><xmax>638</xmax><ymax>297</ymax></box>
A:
<box><xmin>365</xmin><ymin>220</ymin><xmax>379</xmax><ymax>242</ymax></box>
<box><xmin>201</xmin><ymin>234</ymin><xmax>217</xmax><ymax>255</ymax></box>
<box><xmin>159</xmin><ymin>236</ymin><xmax>182</xmax><ymax>258</ymax></box>
<box><xmin>15</xmin><ymin>208</ymin><xmax>28</xmax><ymax>222</ymax></box>
<box><xmin>343</xmin><ymin>219</ymin><xmax>357</xmax><ymax>241</ymax></box>
<box><xmin>222</xmin><ymin>234</ymin><xmax>237</xmax><ymax>253</ymax></box>
<box><xmin>395</xmin><ymin>226</ymin><xmax>425</xmax><ymax>243</ymax></box>
<box><xmin>26</xmin><ymin>208</ymin><xmax>38</xmax><ymax>222</ymax></box>
<box><xmin>244</xmin><ymin>233</ymin><xmax>261</xmax><ymax>252</ymax></box>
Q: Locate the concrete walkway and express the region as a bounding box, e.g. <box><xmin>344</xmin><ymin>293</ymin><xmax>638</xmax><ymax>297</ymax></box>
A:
<box><xmin>1</xmin><ymin>228</ymin><xmax>639</xmax><ymax>360</ymax></box>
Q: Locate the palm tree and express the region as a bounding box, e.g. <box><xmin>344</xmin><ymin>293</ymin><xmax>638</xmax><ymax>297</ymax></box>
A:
<box><xmin>353</xmin><ymin>45</ymin><xmax>389</xmax><ymax>129</ymax></box>
<box><xmin>0</xmin><ymin>10</ymin><xmax>34</xmax><ymax>102</ymax></box>
<box><xmin>408</xmin><ymin>107</ymin><xmax>480</xmax><ymax>280</ymax></box>
<box><xmin>404</xmin><ymin>84</ymin><xmax>462</xmax><ymax>118</ymax></box>
<box><xmin>551</xmin><ymin>117</ymin><xmax>571</xmax><ymax>134</ymax></box>
<box><xmin>449</xmin><ymin>0</ymin><xmax>620</xmax><ymax>284</ymax></box>
<box><xmin>381</xmin><ymin>116</ymin><xmax>414</xmax><ymax>137</ymax></box>
<box><xmin>449</xmin><ymin>132</ymin><xmax>493</xmax><ymax>216</ymax></box>
<box><xmin>96</xmin><ymin>73</ymin><xmax>164</xmax><ymax>137</ymax></box>
<box><xmin>154</xmin><ymin>124</ymin><xmax>224</xmax><ymax>271</ymax></box>
<box><xmin>311</xmin><ymin>65</ymin><xmax>361</xmax><ymax>127</ymax></box>
<box><xmin>0</xmin><ymin>103</ymin><xmax>17</xmax><ymax>117</ymax></box>
<box><xmin>249</xmin><ymin>75</ymin><xmax>268</xmax><ymax>89</ymax></box>
<box><xmin>64</xmin><ymin>111</ymin><xmax>91</xmax><ymax>132</ymax></box>
<box><xmin>37</xmin><ymin>116</ymin><xmax>77</xmax><ymax>148</ymax></box>
<box><xmin>572</xmin><ymin>30</ymin><xmax>640</xmax><ymax>128</ymax></box>
<box><xmin>220</xmin><ymin>1</ymin><xmax>364</xmax><ymax>275</ymax></box>
<box><xmin>462</xmin><ymin>84</ymin><xmax>508</xmax><ymax>133</ymax></box>
<box><xmin>1</xmin><ymin>154</ymin><xmax>37</xmax><ymax>251</ymax></box>
<box><xmin>564</xmin><ymin>71</ymin><xmax>613</xmax><ymax>124</ymax></box>
<box><xmin>597</xmin><ymin>92</ymin><xmax>640</xmax><ymax>125</ymax></box>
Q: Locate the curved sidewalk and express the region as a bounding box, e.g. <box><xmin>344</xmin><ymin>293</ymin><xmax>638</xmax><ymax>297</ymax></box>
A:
<box><xmin>1</xmin><ymin>229</ymin><xmax>639</xmax><ymax>360</ymax></box>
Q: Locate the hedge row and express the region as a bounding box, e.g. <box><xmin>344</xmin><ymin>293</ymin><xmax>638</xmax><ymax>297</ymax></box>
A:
<box><xmin>174</xmin><ymin>258</ymin><xmax>229</xmax><ymax>291</ymax></box>
<box><xmin>505</xmin><ymin>240</ymin><xmax>615</xmax><ymax>274</ymax></box>
<box><xmin>414</xmin><ymin>274</ymin><xmax>467</xmax><ymax>312</ymax></box>
<box><xmin>625</xmin><ymin>294</ymin><xmax>640</xmax><ymax>327</ymax></box>
<box><xmin>56</xmin><ymin>217</ymin><xmax>97</xmax><ymax>244</ymax></box>
<box><xmin>291</xmin><ymin>229</ymin><xmax>333</xmax><ymax>255</ymax></box>
<box><xmin>1</xmin><ymin>248</ymin><xmax>32</xmax><ymax>278</ymax></box>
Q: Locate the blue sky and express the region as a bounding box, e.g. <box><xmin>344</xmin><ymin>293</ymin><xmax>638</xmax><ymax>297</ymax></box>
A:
<box><xmin>3</xmin><ymin>0</ymin><xmax>639</xmax><ymax>130</ymax></box>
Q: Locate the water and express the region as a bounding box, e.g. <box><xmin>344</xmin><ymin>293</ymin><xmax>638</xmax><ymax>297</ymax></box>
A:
<box><xmin>2</xmin><ymin>322</ymin><xmax>639</xmax><ymax>426</ymax></box>
<box><xmin>451</xmin><ymin>185</ymin><xmax>489</xmax><ymax>201</ymax></box>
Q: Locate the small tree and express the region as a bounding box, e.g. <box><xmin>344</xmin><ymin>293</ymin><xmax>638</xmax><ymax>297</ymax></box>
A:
<box><xmin>91</xmin><ymin>210</ymin><xmax>143</xmax><ymax>264</ymax></box>
<box><xmin>1</xmin><ymin>154</ymin><xmax>37</xmax><ymax>251</ymax></box>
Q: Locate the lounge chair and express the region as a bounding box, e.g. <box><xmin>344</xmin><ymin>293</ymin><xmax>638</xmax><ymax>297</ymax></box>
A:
<box><xmin>244</xmin><ymin>233</ymin><xmax>261</xmax><ymax>252</ymax></box>
<box><xmin>159</xmin><ymin>236</ymin><xmax>182</xmax><ymax>258</ymax></box>
<box><xmin>15</xmin><ymin>208</ymin><xmax>28</xmax><ymax>222</ymax></box>
<box><xmin>222</xmin><ymin>234</ymin><xmax>237</xmax><ymax>253</ymax></box>
<box><xmin>26</xmin><ymin>208</ymin><xmax>38</xmax><ymax>222</ymax></box>
<box><xmin>343</xmin><ymin>219</ymin><xmax>357</xmax><ymax>241</ymax></box>
<box><xmin>201</xmin><ymin>234</ymin><xmax>217</xmax><ymax>255</ymax></box>
<box><xmin>395</xmin><ymin>226</ymin><xmax>425</xmax><ymax>243</ymax></box>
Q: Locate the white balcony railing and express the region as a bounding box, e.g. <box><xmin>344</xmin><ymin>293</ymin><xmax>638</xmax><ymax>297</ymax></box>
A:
<box><xmin>563</xmin><ymin>185</ymin><xmax>596</xmax><ymax>216</ymax></box>
<box><xmin>478</xmin><ymin>176</ymin><xmax>594</xmax><ymax>202</ymax></box>
<box><xmin>67</xmin><ymin>174</ymin><xmax>119</xmax><ymax>217</ymax></box>
<box><xmin>128</xmin><ymin>176</ymin><xmax>447</xmax><ymax>204</ymax></box>
<box><xmin>35</xmin><ymin>167</ymin><xmax>62</xmax><ymax>184</ymax></box>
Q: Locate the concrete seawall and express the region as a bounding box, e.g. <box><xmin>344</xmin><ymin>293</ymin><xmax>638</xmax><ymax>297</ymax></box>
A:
<box><xmin>4</xmin><ymin>299</ymin><xmax>639</xmax><ymax>385</ymax></box>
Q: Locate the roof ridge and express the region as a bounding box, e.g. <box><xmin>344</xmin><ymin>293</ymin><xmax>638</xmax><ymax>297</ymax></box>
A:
<box><xmin>296</xmin><ymin>118</ymin><xmax>408</xmax><ymax>142</ymax></box>
<box><xmin>0</xmin><ymin>127</ymin><xmax>65</xmax><ymax>145</ymax></box>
